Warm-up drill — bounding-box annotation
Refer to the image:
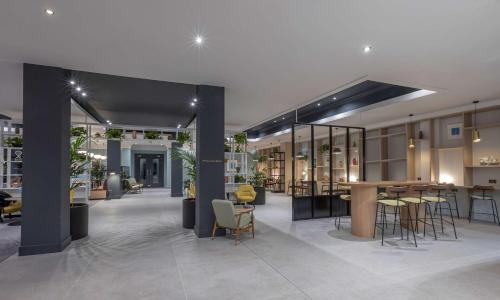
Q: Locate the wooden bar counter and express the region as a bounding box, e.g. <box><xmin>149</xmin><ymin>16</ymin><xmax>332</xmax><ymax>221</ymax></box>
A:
<box><xmin>339</xmin><ymin>181</ymin><xmax>428</xmax><ymax>238</ymax></box>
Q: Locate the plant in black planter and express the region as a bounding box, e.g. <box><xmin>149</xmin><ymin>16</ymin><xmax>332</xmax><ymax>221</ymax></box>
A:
<box><xmin>69</xmin><ymin>136</ymin><xmax>90</xmax><ymax>240</ymax></box>
<box><xmin>144</xmin><ymin>130</ymin><xmax>161</xmax><ymax>139</ymax></box>
<box><xmin>249</xmin><ymin>167</ymin><xmax>267</xmax><ymax>205</ymax></box>
<box><xmin>172</xmin><ymin>148</ymin><xmax>197</xmax><ymax>229</ymax></box>
<box><xmin>176</xmin><ymin>131</ymin><xmax>191</xmax><ymax>147</ymax></box>
<box><xmin>71</xmin><ymin>127</ymin><xmax>87</xmax><ymax>137</ymax></box>
<box><xmin>233</xmin><ymin>132</ymin><xmax>247</xmax><ymax>153</ymax></box>
<box><xmin>104</xmin><ymin>128</ymin><xmax>124</xmax><ymax>139</ymax></box>
<box><xmin>4</xmin><ymin>136</ymin><xmax>23</xmax><ymax>147</ymax></box>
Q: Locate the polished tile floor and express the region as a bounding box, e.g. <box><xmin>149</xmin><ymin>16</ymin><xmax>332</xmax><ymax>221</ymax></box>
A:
<box><xmin>1</xmin><ymin>189</ymin><xmax>500</xmax><ymax>299</ymax></box>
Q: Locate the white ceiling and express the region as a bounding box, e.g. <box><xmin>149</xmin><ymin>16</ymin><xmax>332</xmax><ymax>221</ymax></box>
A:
<box><xmin>1</xmin><ymin>1</ymin><xmax>500</xmax><ymax>130</ymax></box>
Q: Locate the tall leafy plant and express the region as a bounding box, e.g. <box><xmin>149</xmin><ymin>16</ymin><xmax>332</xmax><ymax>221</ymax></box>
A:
<box><xmin>144</xmin><ymin>130</ymin><xmax>161</xmax><ymax>139</ymax></box>
<box><xmin>70</xmin><ymin>136</ymin><xmax>89</xmax><ymax>190</ymax></box>
<box><xmin>71</xmin><ymin>127</ymin><xmax>87</xmax><ymax>137</ymax></box>
<box><xmin>172</xmin><ymin>148</ymin><xmax>196</xmax><ymax>184</ymax></box>
<box><xmin>4</xmin><ymin>136</ymin><xmax>23</xmax><ymax>147</ymax></box>
<box><xmin>90</xmin><ymin>161</ymin><xmax>106</xmax><ymax>188</ymax></box>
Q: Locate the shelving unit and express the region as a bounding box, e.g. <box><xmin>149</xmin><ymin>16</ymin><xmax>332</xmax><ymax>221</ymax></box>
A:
<box><xmin>365</xmin><ymin>124</ymin><xmax>413</xmax><ymax>181</ymax></box>
<box><xmin>224</xmin><ymin>132</ymin><xmax>248</xmax><ymax>194</ymax></box>
<box><xmin>269</xmin><ymin>152</ymin><xmax>285</xmax><ymax>192</ymax></box>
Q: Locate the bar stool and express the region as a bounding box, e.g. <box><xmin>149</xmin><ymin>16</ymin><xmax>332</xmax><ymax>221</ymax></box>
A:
<box><xmin>423</xmin><ymin>185</ymin><xmax>457</xmax><ymax>239</ymax></box>
<box><xmin>401</xmin><ymin>185</ymin><xmax>437</xmax><ymax>239</ymax></box>
<box><xmin>335</xmin><ymin>193</ymin><xmax>351</xmax><ymax>229</ymax></box>
<box><xmin>444</xmin><ymin>183</ymin><xmax>460</xmax><ymax>219</ymax></box>
<box><xmin>373</xmin><ymin>186</ymin><xmax>417</xmax><ymax>247</ymax></box>
<box><xmin>469</xmin><ymin>185</ymin><xmax>500</xmax><ymax>226</ymax></box>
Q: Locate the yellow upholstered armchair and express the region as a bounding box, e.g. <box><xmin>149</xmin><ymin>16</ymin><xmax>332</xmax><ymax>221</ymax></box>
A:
<box><xmin>1</xmin><ymin>200</ymin><xmax>22</xmax><ymax>223</ymax></box>
<box><xmin>234</xmin><ymin>184</ymin><xmax>256</xmax><ymax>206</ymax></box>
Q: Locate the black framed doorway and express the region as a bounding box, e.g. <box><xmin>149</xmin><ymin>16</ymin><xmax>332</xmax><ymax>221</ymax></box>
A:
<box><xmin>134</xmin><ymin>153</ymin><xmax>164</xmax><ymax>188</ymax></box>
<box><xmin>291</xmin><ymin>123</ymin><xmax>365</xmax><ymax>220</ymax></box>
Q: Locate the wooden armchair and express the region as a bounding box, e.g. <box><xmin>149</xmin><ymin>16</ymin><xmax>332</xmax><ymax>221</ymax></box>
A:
<box><xmin>211</xmin><ymin>199</ymin><xmax>255</xmax><ymax>245</ymax></box>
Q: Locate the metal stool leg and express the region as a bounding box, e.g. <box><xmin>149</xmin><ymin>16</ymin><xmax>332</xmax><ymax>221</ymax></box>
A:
<box><xmin>373</xmin><ymin>202</ymin><xmax>379</xmax><ymax>238</ymax></box>
<box><xmin>446</xmin><ymin>201</ymin><xmax>457</xmax><ymax>239</ymax></box>
<box><xmin>468</xmin><ymin>197</ymin><xmax>474</xmax><ymax>223</ymax></box>
<box><xmin>493</xmin><ymin>199</ymin><xmax>500</xmax><ymax>226</ymax></box>
<box><xmin>381</xmin><ymin>205</ymin><xmax>386</xmax><ymax>245</ymax></box>
<box><xmin>407</xmin><ymin>206</ymin><xmax>417</xmax><ymax>247</ymax></box>
<box><xmin>426</xmin><ymin>202</ymin><xmax>437</xmax><ymax>240</ymax></box>
<box><xmin>438</xmin><ymin>202</ymin><xmax>444</xmax><ymax>233</ymax></box>
<box><xmin>453</xmin><ymin>194</ymin><xmax>460</xmax><ymax>219</ymax></box>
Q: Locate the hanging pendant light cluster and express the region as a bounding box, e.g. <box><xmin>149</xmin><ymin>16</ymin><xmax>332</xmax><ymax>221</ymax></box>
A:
<box><xmin>408</xmin><ymin>114</ymin><xmax>415</xmax><ymax>149</ymax></box>
<box><xmin>472</xmin><ymin>100</ymin><xmax>481</xmax><ymax>143</ymax></box>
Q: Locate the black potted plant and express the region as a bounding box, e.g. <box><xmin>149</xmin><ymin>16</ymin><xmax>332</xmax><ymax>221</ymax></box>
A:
<box><xmin>172</xmin><ymin>148</ymin><xmax>196</xmax><ymax>229</ymax></box>
<box><xmin>249</xmin><ymin>167</ymin><xmax>267</xmax><ymax>205</ymax></box>
<box><xmin>69</xmin><ymin>136</ymin><xmax>90</xmax><ymax>240</ymax></box>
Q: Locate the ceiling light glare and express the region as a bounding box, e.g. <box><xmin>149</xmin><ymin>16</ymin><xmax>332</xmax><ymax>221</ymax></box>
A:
<box><xmin>76</xmin><ymin>86</ymin><xmax>82</xmax><ymax>92</ymax></box>
<box><xmin>317</xmin><ymin>103</ymin><xmax>321</xmax><ymax>107</ymax></box>
<box><xmin>363</xmin><ymin>45</ymin><xmax>372</xmax><ymax>53</ymax></box>
<box><xmin>177</xmin><ymin>124</ymin><xmax>181</xmax><ymax>129</ymax></box>
<box><xmin>190</xmin><ymin>102</ymin><xmax>195</xmax><ymax>107</ymax></box>
<box><xmin>333</xmin><ymin>96</ymin><xmax>337</xmax><ymax>100</ymax></box>
<box><xmin>195</xmin><ymin>36</ymin><xmax>203</xmax><ymax>45</ymax></box>
<box><xmin>193</xmin><ymin>98</ymin><xmax>198</xmax><ymax>103</ymax></box>
<box><xmin>282</xmin><ymin>117</ymin><xmax>285</xmax><ymax>120</ymax></box>
<box><xmin>45</xmin><ymin>9</ymin><xmax>55</xmax><ymax>15</ymax></box>
<box><xmin>81</xmin><ymin>92</ymin><xmax>87</xmax><ymax>97</ymax></box>
<box><xmin>69</xmin><ymin>80</ymin><xmax>75</xmax><ymax>85</ymax></box>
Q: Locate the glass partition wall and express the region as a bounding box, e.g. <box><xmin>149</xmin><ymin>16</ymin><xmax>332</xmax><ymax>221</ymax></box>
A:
<box><xmin>292</xmin><ymin>123</ymin><xmax>365</xmax><ymax>221</ymax></box>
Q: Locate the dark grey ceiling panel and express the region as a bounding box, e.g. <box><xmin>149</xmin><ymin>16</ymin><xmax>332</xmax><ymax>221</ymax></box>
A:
<box><xmin>69</xmin><ymin>70</ymin><xmax>197</xmax><ymax>128</ymax></box>
<box><xmin>245</xmin><ymin>80</ymin><xmax>419</xmax><ymax>139</ymax></box>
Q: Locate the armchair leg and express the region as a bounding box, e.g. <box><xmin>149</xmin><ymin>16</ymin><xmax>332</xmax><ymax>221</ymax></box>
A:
<box><xmin>235</xmin><ymin>228</ymin><xmax>241</xmax><ymax>246</ymax></box>
<box><xmin>252</xmin><ymin>217</ymin><xmax>255</xmax><ymax>239</ymax></box>
<box><xmin>211</xmin><ymin>221</ymin><xmax>218</xmax><ymax>240</ymax></box>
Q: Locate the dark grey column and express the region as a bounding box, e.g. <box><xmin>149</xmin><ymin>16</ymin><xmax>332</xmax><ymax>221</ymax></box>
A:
<box><xmin>195</xmin><ymin>85</ymin><xmax>225</xmax><ymax>238</ymax></box>
<box><xmin>19</xmin><ymin>64</ymin><xmax>71</xmax><ymax>255</ymax></box>
<box><xmin>171</xmin><ymin>142</ymin><xmax>183</xmax><ymax>197</ymax></box>
<box><xmin>106</xmin><ymin>139</ymin><xmax>122</xmax><ymax>199</ymax></box>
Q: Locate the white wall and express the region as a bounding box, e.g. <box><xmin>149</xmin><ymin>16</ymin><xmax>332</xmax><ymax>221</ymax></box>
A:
<box><xmin>0</xmin><ymin>61</ymin><xmax>23</xmax><ymax>119</ymax></box>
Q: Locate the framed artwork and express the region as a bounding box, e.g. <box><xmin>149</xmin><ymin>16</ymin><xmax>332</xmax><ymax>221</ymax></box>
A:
<box><xmin>447</xmin><ymin>123</ymin><xmax>463</xmax><ymax>140</ymax></box>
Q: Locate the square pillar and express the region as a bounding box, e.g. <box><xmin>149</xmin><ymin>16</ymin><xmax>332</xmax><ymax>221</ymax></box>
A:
<box><xmin>171</xmin><ymin>142</ymin><xmax>184</xmax><ymax>197</ymax></box>
<box><xmin>106</xmin><ymin>139</ymin><xmax>122</xmax><ymax>199</ymax></box>
<box><xmin>195</xmin><ymin>85</ymin><xmax>225</xmax><ymax>237</ymax></box>
<box><xmin>19</xmin><ymin>64</ymin><xmax>71</xmax><ymax>255</ymax></box>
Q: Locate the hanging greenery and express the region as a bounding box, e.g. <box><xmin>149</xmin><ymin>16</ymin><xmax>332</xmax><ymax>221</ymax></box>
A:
<box><xmin>176</xmin><ymin>131</ymin><xmax>191</xmax><ymax>146</ymax></box>
<box><xmin>144</xmin><ymin>130</ymin><xmax>161</xmax><ymax>139</ymax></box>
<box><xmin>71</xmin><ymin>127</ymin><xmax>87</xmax><ymax>137</ymax></box>
<box><xmin>104</xmin><ymin>128</ymin><xmax>124</xmax><ymax>139</ymax></box>
<box><xmin>319</xmin><ymin>144</ymin><xmax>330</xmax><ymax>154</ymax></box>
<box><xmin>233</xmin><ymin>132</ymin><xmax>247</xmax><ymax>152</ymax></box>
<box><xmin>4</xmin><ymin>136</ymin><xmax>23</xmax><ymax>147</ymax></box>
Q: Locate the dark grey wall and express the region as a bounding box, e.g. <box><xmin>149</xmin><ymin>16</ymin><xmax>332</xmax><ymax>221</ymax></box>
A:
<box><xmin>171</xmin><ymin>142</ymin><xmax>183</xmax><ymax>197</ymax></box>
<box><xmin>19</xmin><ymin>64</ymin><xmax>71</xmax><ymax>255</ymax></box>
<box><xmin>195</xmin><ymin>85</ymin><xmax>225</xmax><ymax>238</ymax></box>
<box><xmin>106</xmin><ymin>139</ymin><xmax>122</xmax><ymax>199</ymax></box>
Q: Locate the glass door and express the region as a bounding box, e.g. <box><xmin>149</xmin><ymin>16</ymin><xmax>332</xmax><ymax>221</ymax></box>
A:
<box><xmin>134</xmin><ymin>154</ymin><xmax>164</xmax><ymax>187</ymax></box>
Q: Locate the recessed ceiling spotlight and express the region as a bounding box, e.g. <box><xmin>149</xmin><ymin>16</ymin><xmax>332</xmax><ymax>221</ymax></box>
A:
<box><xmin>195</xmin><ymin>36</ymin><xmax>203</xmax><ymax>45</ymax></box>
<box><xmin>81</xmin><ymin>92</ymin><xmax>87</xmax><ymax>97</ymax></box>
<box><xmin>190</xmin><ymin>102</ymin><xmax>195</xmax><ymax>107</ymax></box>
<box><xmin>193</xmin><ymin>98</ymin><xmax>198</xmax><ymax>103</ymax></box>
<box><xmin>333</xmin><ymin>96</ymin><xmax>337</xmax><ymax>100</ymax></box>
<box><xmin>45</xmin><ymin>9</ymin><xmax>55</xmax><ymax>15</ymax></box>
<box><xmin>76</xmin><ymin>86</ymin><xmax>82</xmax><ymax>92</ymax></box>
<box><xmin>363</xmin><ymin>45</ymin><xmax>372</xmax><ymax>53</ymax></box>
<box><xmin>282</xmin><ymin>117</ymin><xmax>285</xmax><ymax>120</ymax></box>
<box><xmin>69</xmin><ymin>80</ymin><xmax>75</xmax><ymax>85</ymax></box>
<box><xmin>317</xmin><ymin>103</ymin><xmax>321</xmax><ymax>107</ymax></box>
<box><xmin>177</xmin><ymin>124</ymin><xmax>181</xmax><ymax>129</ymax></box>
<box><xmin>273</xmin><ymin>120</ymin><xmax>277</xmax><ymax>123</ymax></box>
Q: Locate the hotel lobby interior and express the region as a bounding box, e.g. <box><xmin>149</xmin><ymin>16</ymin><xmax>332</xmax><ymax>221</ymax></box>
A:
<box><xmin>1</xmin><ymin>1</ymin><xmax>500</xmax><ymax>299</ymax></box>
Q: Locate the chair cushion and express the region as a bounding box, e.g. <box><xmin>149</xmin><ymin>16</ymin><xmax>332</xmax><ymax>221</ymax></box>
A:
<box><xmin>422</xmin><ymin>196</ymin><xmax>447</xmax><ymax>203</ymax></box>
<box><xmin>3</xmin><ymin>201</ymin><xmax>22</xmax><ymax>214</ymax></box>
<box><xmin>401</xmin><ymin>197</ymin><xmax>423</xmax><ymax>204</ymax></box>
<box><xmin>236</xmin><ymin>195</ymin><xmax>255</xmax><ymax>202</ymax></box>
<box><xmin>378</xmin><ymin>192</ymin><xmax>388</xmax><ymax>199</ymax></box>
<box><xmin>340</xmin><ymin>195</ymin><xmax>351</xmax><ymax>201</ymax></box>
<box><xmin>378</xmin><ymin>199</ymin><xmax>406</xmax><ymax>207</ymax></box>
